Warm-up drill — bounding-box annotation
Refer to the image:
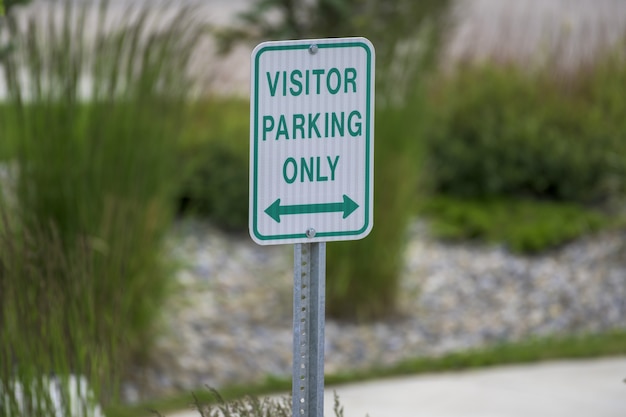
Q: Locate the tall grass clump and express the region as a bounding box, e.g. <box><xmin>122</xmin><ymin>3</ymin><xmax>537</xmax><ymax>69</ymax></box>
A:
<box><xmin>325</xmin><ymin>99</ymin><xmax>426</xmax><ymax>320</ymax></box>
<box><xmin>0</xmin><ymin>0</ymin><xmax>203</xmax><ymax>409</ymax></box>
<box><xmin>325</xmin><ymin>26</ymin><xmax>438</xmax><ymax>319</ymax></box>
<box><xmin>0</xmin><ymin>216</ymin><xmax>110</xmax><ymax>416</ymax></box>
<box><xmin>325</xmin><ymin>4</ymin><xmax>450</xmax><ymax>321</ymax></box>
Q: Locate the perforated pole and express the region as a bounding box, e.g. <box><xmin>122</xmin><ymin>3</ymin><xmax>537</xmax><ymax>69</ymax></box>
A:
<box><xmin>293</xmin><ymin>242</ymin><xmax>326</xmax><ymax>417</ymax></box>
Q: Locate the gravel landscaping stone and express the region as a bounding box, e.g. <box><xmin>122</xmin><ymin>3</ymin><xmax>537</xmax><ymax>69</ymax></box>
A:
<box><xmin>126</xmin><ymin>218</ymin><xmax>626</xmax><ymax>402</ymax></box>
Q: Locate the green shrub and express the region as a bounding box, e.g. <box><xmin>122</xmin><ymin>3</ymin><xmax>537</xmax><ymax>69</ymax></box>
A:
<box><xmin>180</xmin><ymin>140</ymin><xmax>249</xmax><ymax>230</ymax></box>
<box><xmin>423</xmin><ymin>63</ymin><xmax>626</xmax><ymax>203</ymax></box>
<box><xmin>178</xmin><ymin>99</ymin><xmax>250</xmax><ymax>231</ymax></box>
<box><xmin>0</xmin><ymin>0</ymin><xmax>202</xmax><ymax>406</ymax></box>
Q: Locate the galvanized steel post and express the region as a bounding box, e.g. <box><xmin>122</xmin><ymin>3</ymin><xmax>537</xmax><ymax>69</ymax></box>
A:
<box><xmin>293</xmin><ymin>242</ymin><xmax>326</xmax><ymax>417</ymax></box>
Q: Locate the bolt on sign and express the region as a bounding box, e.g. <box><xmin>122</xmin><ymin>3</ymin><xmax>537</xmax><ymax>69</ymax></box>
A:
<box><xmin>249</xmin><ymin>37</ymin><xmax>375</xmax><ymax>245</ymax></box>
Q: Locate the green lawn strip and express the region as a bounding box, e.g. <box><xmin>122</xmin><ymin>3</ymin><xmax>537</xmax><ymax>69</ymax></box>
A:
<box><xmin>329</xmin><ymin>329</ymin><xmax>626</xmax><ymax>383</ymax></box>
<box><xmin>105</xmin><ymin>329</ymin><xmax>626</xmax><ymax>417</ymax></box>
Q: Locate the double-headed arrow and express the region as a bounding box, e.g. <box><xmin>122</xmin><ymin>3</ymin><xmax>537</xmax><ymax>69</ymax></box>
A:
<box><xmin>265</xmin><ymin>194</ymin><xmax>359</xmax><ymax>223</ymax></box>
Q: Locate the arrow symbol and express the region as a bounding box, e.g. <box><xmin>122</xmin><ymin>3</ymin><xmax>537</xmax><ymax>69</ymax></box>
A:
<box><xmin>265</xmin><ymin>195</ymin><xmax>359</xmax><ymax>223</ymax></box>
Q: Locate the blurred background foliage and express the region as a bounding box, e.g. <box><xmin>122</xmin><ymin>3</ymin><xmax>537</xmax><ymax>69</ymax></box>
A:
<box><xmin>1</xmin><ymin>0</ymin><xmax>626</xmax><ymax>410</ymax></box>
<box><xmin>197</xmin><ymin>0</ymin><xmax>626</xmax><ymax>320</ymax></box>
<box><xmin>424</xmin><ymin>63</ymin><xmax>626</xmax><ymax>203</ymax></box>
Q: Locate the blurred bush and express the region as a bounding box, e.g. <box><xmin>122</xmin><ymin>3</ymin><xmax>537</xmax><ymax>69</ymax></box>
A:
<box><xmin>423</xmin><ymin>63</ymin><xmax>626</xmax><ymax>204</ymax></box>
<box><xmin>0</xmin><ymin>0</ymin><xmax>202</xmax><ymax>407</ymax></box>
<box><xmin>178</xmin><ymin>99</ymin><xmax>249</xmax><ymax>231</ymax></box>
<box><xmin>179</xmin><ymin>140</ymin><xmax>249</xmax><ymax>230</ymax></box>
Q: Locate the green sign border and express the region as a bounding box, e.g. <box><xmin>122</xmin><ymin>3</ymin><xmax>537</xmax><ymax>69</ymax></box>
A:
<box><xmin>251</xmin><ymin>39</ymin><xmax>374</xmax><ymax>243</ymax></box>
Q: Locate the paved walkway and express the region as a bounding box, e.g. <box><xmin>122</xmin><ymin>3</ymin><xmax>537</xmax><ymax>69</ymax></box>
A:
<box><xmin>169</xmin><ymin>357</ymin><xmax>626</xmax><ymax>417</ymax></box>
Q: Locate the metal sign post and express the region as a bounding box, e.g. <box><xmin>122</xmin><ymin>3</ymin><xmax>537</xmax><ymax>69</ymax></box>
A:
<box><xmin>249</xmin><ymin>36</ymin><xmax>375</xmax><ymax>417</ymax></box>
<box><xmin>292</xmin><ymin>242</ymin><xmax>325</xmax><ymax>417</ymax></box>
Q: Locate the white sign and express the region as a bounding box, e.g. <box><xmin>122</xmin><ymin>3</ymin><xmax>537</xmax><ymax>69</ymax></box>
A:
<box><xmin>249</xmin><ymin>37</ymin><xmax>375</xmax><ymax>245</ymax></box>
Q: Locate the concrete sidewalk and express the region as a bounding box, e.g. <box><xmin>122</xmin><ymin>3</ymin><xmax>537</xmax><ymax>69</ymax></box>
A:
<box><xmin>169</xmin><ymin>357</ymin><xmax>626</xmax><ymax>417</ymax></box>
